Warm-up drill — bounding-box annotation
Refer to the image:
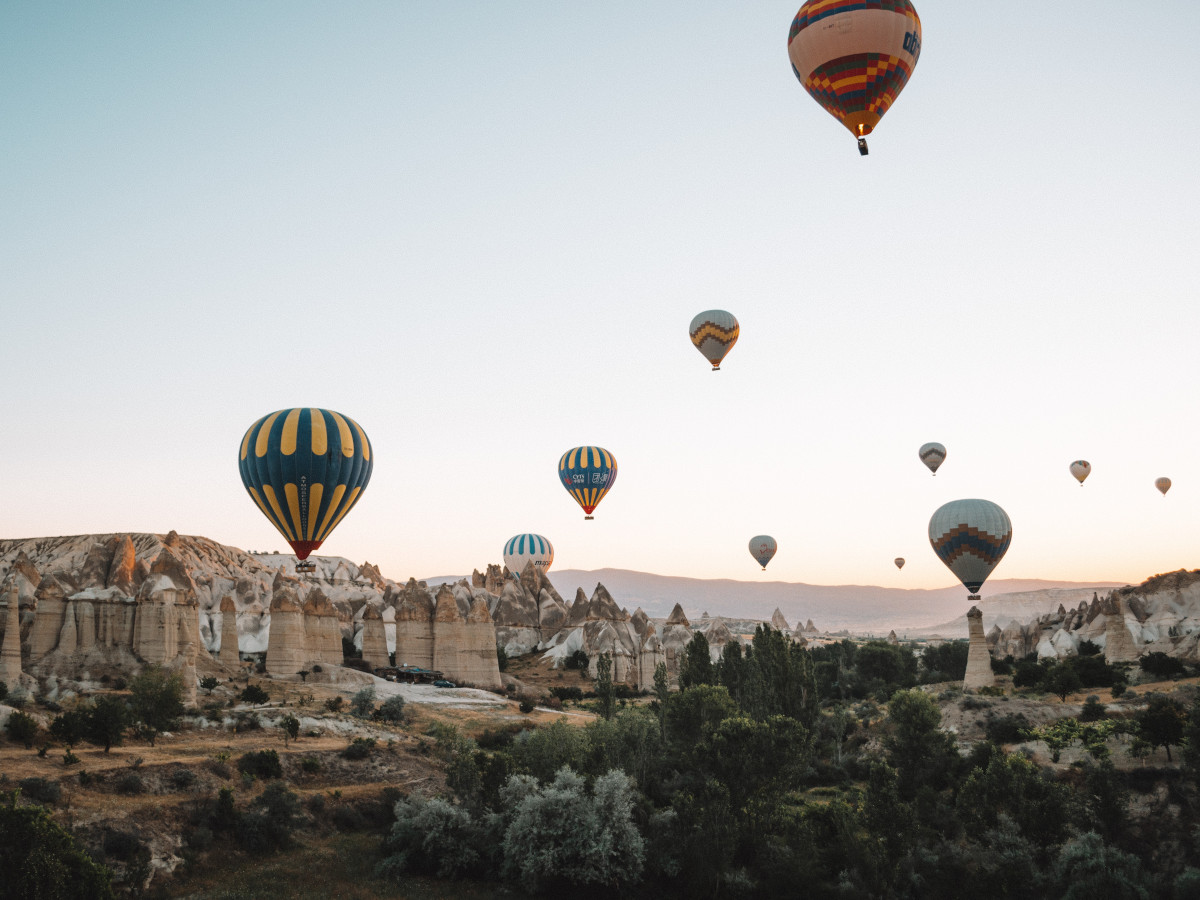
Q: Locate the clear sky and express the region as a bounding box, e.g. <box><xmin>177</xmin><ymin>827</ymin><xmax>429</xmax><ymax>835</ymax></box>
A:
<box><xmin>3</xmin><ymin>2</ymin><xmax>1198</xmax><ymax>590</ymax></box>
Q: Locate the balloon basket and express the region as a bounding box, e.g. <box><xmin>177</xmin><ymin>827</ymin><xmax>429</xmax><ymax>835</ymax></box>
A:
<box><xmin>584</xmin><ymin>516</ymin><xmax>594</xmax><ymax>521</ymax></box>
<box><xmin>295</xmin><ymin>561</ymin><xmax>316</xmax><ymax>574</ymax></box>
<box><xmin>712</xmin><ymin>366</ymin><xmax>720</xmax><ymax>371</ymax></box>
<box><xmin>857</xmin><ymin>137</ymin><xmax>868</xmax><ymax>156</ymax></box>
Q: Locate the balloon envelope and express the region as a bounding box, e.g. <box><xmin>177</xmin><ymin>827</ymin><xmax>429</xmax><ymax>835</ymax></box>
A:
<box><xmin>1156</xmin><ymin>477</ymin><xmax>1172</xmax><ymax>496</ymax></box>
<box><xmin>894</xmin><ymin>557</ymin><xmax>905</xmax><ymax>570</ymax></box>
<box><xmin>558</xmin><ymin>446</ymin><xmax>617</xmax><ymax>518</ymax></box>
<box><xmin>787</xmin><ymin>0</ymin><xmax>922</xmax><ymax>140</ymax></box>
<box><xmin>238</xmin><ymin>408</ymin><xmax>373</xmax><ymax>560</ymax></box>
<box><xmin>504</xmin><ymin>533</ymin><xmax>555</xmax><ymax>575</ymax></box>
<box><xmin>1070</xmin><ymin>460</ymin><xmax>1091</xmax><ymax>485</ymax></box>
<box><xmin>919</xmin><ymin>442</ymin><xmax>946</xmax><ymax>475</ymax></box>
<box><xmin>689</xmin><ymin>310</ymin><xmax>740</xmax><ymax>370</ymax></box>
<box><xmin>928</xmin><ymin>499</ymin><xmax>1012</xmax><ymax>595</ymax></box>
<box><xmin>749</xmin><ymin>535</ymin><xmax>778</xmax><ymax>570</ymax></box>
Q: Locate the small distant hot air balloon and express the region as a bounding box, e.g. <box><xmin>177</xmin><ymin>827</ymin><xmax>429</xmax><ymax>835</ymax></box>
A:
<box><xmin>750</xmin><ymin>535</ymin><xmax>778</xmax><ymax>570</ymax></box>
<box><xmin>504</xmin><ymin>534</ymin><xmax>554</xmax><ymax>575</ymax></box>
<box><xmin>787</xmin><ymin>0</ymin><xmax>922</xmax><ymax>155</ymax></box>
<box><xmin>559</xmin><ymin>446</ymin><xmax>617</xmax><ymax>520</ymax></box>
<box><xmin>919</xmin><ymin>442</ymin><xmax>946</xmax><ymax>475</ymax></box>
<box><xmin>928</xmin><ymin>499</ymin><xmax>1012</xmax><ymax>598</ymax></box>
<box><xmin>1156</xmin><ymin>477</ymin><xmax>1172</xmax><ymax>496</ymax></box>
<box><xmin>894</xmin><ymin>557</ymin><xmax>905</xmax><ymax>570</ymax></box>
<box><xmin>238</xmin><ymin>408</ymin><xmax>373</xmax><ymax>570</ymax></box>
<box><xmin>689</xmin><ymin>310</ymin><xmax>740</xmax><ymax>371</ymax></box>
<box><xmin>1070</xmin><ymin>460</ymin><xmax>1091</xmax><ymax>486</ymax></box>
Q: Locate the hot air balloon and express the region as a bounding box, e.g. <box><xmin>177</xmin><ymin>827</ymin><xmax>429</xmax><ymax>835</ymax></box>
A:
<box><xmin>689</xmin><ymin>310</ymin><xmax>740</xmax><ymax>371</ymax></box>
<box><xmin>239</xmin><ymin>408</ymin><xmax>373</xmax><ymax>571</ymax></box>
<box><xmin>928</xmin><ymin>499</ymin><xmax>1012</xmax><ymax>598</ymax></box>
<box><xmin>787</xmin><ymin>0</ymin><xmax>922</xmax><ymax>155</ymax></box>
<box><xmin>559</xmin><ymin>446</ymin><xmax>617</xmax><ymax>520</ymax></box>
<box><xmin>504</xmin><ymin>533</ymin><xmax>554</xmax><ymax>575</ymax></box>
<box><xmin>1070</xmin><ymin>460</ymin><xmax>1091</xmax><ymax>486</ymax></box>
<box><xmin>1156</xmin><ymin>477</ymin><xmax>1172</xmax><ymax>496</ymax></box>
<box><xmin>750</xmin><ymin>535</ymin><xmax>778</xmax><ymax>570</ymax></box>
<box><xmin>919</xmin><ymin>442</ymin><xmax>946</xmax><ymax>475</ymax></box>
<box><xmin>894</xmin><ymin>557</ymin><xmax>905</xmax><ymax>570</ymax></box>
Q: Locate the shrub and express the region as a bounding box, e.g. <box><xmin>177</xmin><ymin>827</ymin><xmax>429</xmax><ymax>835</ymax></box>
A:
<box><xmin>116</xmin><ymin>773</ymin><xmax>145</xmax><ymax>795</ymax></box>
<box><xmin>565</xmin><ymin>649</ymin><xmax>589</xmax><ymax>671</ymax></box>
<box><xmin>101</xmin><ymin>830</ymin><xmax>144</xmax><ymax>862</ymax></box>
<box><xmin>1012</xmin><ymin>659</ymin><xmax>1045</xmax><ymax>688</ymax></box>
<box><xmin>376</xmin><ymin>695</ymin><xmax>406</xmax><ymax>724</ymax></box>
<box><xmin>0</xmin><ymin>797</ymin><xmax>116</xmax><ymax>898</ymax></box>
<box><xmin>324</xmin><ymin>696</ymin><xmax>345</xmax><ymax>713</ymax></box>
<box><xmin>1111</xmin><ymin>682</ymin><xmax>1127</xmax><ymax>699</ymax></box>
<box><xmin>238</xmin><ymin>749</ymin><xmax>283</xmax><ymax>780</ymax></box>
<box><xmin>1080</xmin><ymin>696</ymin><xmax>1108</xmax><ymax>722</ymax></box>
<box><xmin>341</xmin><ymin>737</ymin><xmax>376</xmax><ymax>760</ymax></box>
<box><xmin>171</xmin><ymin>768</ymin><xmax>198</xmax><ymax>789</ymax></box>
<box><xmin>200</xmin><ymin>676</ymin><xmax>220</xmax><ymax>693</ymax></box>
<box><xmin>5</xmin><ymin>710</ymin><xmax>39</xmax><ymax>748</ymax></box>
<box><xmin>207</xmin><ymin>759</ymin><xmax>232</xmax><ymax>780</ymax></box>
<box><xmin>19</xmin><ymin>777</ymin><xmax>62</xmax><ymax>806</ymax></box>
<box><xmin>299</xmin><ymin>757</ymin><xmax>322</xmax><ymax>774</ymax></box>
<box><xmin>519</xmin><ymin>698</ymin><xmax>536</xmax><ymax>714</ymax></box>
<box><xmin>350</xmin><ymin>687</ymin><xmax>376</xmax><ymax>718</ymax></box>
<box><xmin>331</xmin><ymin>804</ymin><xmax>368</xmax><ymax>832</ymax></box>
<box><xmin>985</xmin><ymin>713</ymin><xmax>1031</xmax><ymax>744</ymax></box>
<box><xmin>1140</xmin><ymin>651</ymin><xmax>1185</xmax><ymax>680</ymax></box>
<box><xmin>550</xmin><ymin>686</ymin><xmax>583</xmax><ymax>702</ymax></box>
<box><xmin>234</xmin><ymin>711</ymin><xmax>261</xmax><ymax>733</ymax></box>
<box><xmin>239</xmin><ymin>684</ymin><xmax>270</xmax><ymax>704</ymax></box>
<box><xmin>237</xmin><ymin>782</ymin><xmax>300</xmax><ymax>853</ymax></box>
<box><xmin>279</xmin><ymin>714</ymin><xmax>300</xmax><ymax>745</ymax></box>
<box><xmin>62</xmin><ymin>750</ymin><xmax>80</xmax><ymax>767</ymax></box>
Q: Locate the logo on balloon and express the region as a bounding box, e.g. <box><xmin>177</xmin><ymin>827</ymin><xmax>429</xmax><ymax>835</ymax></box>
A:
<box><xmin>903</xmin><ymin>31</ymin><xmax>921</xmax><ymax>58</ymax></box>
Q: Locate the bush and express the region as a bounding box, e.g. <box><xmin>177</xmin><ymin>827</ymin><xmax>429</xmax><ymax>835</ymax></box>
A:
<box><xmin>985</xmin><ymin>713</ymin><xmax>1031</xmax><ymax>744</ymax></box>
<box><xmin>200</xmin><ymin>676</ymin><xmax>220</xmax><ymax>693</ymax></box>
<box><xmin>5</xmin><ymin>710</ymin><xmax>39</xmax><ymax>748</ymax></box>
<box><xmin>324</xmin><ymin>696</ymin><xmax>344</xmax><ymax>713</ymax></box>
<box><xmin>1111</xmin><ymin>682</ymin><xmax>1127</xmax><ymax>699</ymax></box>
<box><xmin>237</xmin><ymin>782</ymin><xmax>300</xmax><ymax>853</ymax></box>
<box><xmin>237</xmin><ymin>749</ymin><xmax>283</xmax><ymax>780</ymax></box>
<box><xmin>376</xmin><ymin>695</ymin><xmax>406</xmax><ymax>724</ymax></box>
<box><xmin>19</xmin><ymin>777</ymin><xmax>62</xmax><ymax>806</ymax></box>
<box><xmin>565</xmin><ymin>650</ymin><xmax>589</xmax><ymax>671</ymax></box>
<box><xmin>299</xmin><ymin>757</ymin><xmax>322</xmax><ymax>774</ymax></box>
<box><xmin>1080</xmin><ymin>696</ymin><xmax>1108</xmax><ymax>722</ymax></box>
<box><xmin>239</xmin><ymin>684</ymin><xmax>270</xmax><ymax>704</ymax></box>
<box><xmin>234</xmin><ymin>711</ymin><xmax>262</xmax><ymax>732</ymax></box>
<box><xmin>171</xmin><ymin>768</ymin><xmax>198</xmax><ymax>789</ymax></box>
<box><xmin>550</xmin><ymin>686</ymin><xmax>583</xmax><ymax>702</ymax></box>
<box><xmin>116</xmin><ymin>773</ymin><xmax>145</xmax><ymax>795</ymax></box>
<box><xmin>350</xmin><ymin>687</ymin><xmax>376</xmax><ymax>718</ymax></box>
<box><xmin>1013</xmin><ymin>659</ymin><xmax>1046</xmax><ymax>688</ymax></box>
<box><xmin>519</xmin><ymin>697</ymin><xmax>536</xmax><ymax>714</ymax></box>
<box><xmin>341</xmin><ymin>737</ymin><xmax>376</xmax><ymax>760</ymax></box>
<box><xmin>0</xmin><ymin>796</ymin><xmax>116</xmax><ymax>898</ymax></box>
<box><xmin>1140</xmin><ymin>651</ymin><xmax>1185</xmax><ymax>680</ymax></box>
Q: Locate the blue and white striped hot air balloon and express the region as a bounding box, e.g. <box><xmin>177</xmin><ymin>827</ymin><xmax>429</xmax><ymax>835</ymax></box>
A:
<box><xmin>504</xmin><ymin>534</ymin><xmax>554</xmax><ymax>575</ymax></box>
<box><xmin>928</xmin><ymin>499</ymin><xmax>1012</xmax><ymax>598</ymax></box>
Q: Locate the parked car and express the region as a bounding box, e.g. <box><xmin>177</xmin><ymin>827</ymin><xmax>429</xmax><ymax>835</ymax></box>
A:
<box><xmin>433</xmin><ymin>679</ymin><xmax>456</xmax><ymax>689</ymax></box>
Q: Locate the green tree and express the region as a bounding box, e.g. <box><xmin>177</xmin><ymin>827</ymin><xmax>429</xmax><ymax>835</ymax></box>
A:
<box><xmin>1052</xmin><ymin>832</ymin><xmax>1150</xmax><ymax>900</ymax></box>
<box><xmin>128</xmin><ymin>666</ymin><xmax>184</xmax><ymax>746</ymax></box>
<box><xmin>200</xmin><ymin>675</ymin><xmax>220</xmax><ymax>693</ymax></box>
<box><xmin>1137</xmin><ymin>695</ymin><xmax>1187</xmax><ymax>762</ymax></box>
<box><xmin>884</xmin><ymin>689</ymin><xmax>958</xmax><ymax>797</ymax></box>
<box><xmin>652</xmin><ymin>662</ymin><xmax>670</xmax><ymax>738</ymax></box>
<box><xmin>279</xmin><ymin>713</ymin><xmax>300</xmax><ymax>747</ymax></box>
<box><xmin>595</xmin><ymin>652</ymin><xmax>616</xmax><ymax>721</ymax></box>
<box><xmin>50</xmin><ymin>710</ymin><xmax>88</xmax><ymax>748</ymax></box>
<box><xmin>957</xmin><ymin>753</ymin><xmax>1073</xmax><ymax>849</ymax></box>
<box><xmin>920</xmin><ymin>641</ymin><xmax>969</xmax><ymax>681</ymax></box>
<box><xmin>665</xmin><ymin>684</ymin><xmax>737</xmax><ymax>748</ymax></box>
<box><xmin>856</xmin><ymin>641</ymin><xmax>917</xmax><ymax>696</ymax></box>
<box><xmin>85</xmin><ymin>695</ymin><xmax>129</xmax><ymax>753</ymax></box>
<box><xmin>376</xmin><ymin>695</ymin><xmax>406</xmax><ymax>724</ymax></box>
<box><xmin>350</xmin><ymin>686</ymin><xmax>376</xmax><ymax>718</ymax></box>
<box><xmin>679</xmin><ymin>632</ymin><xmax>715</xmax><ymax>689</ymax></box>
<box><xmin>0</xmin><ymin>791</ymin><xmax>115</xmax><ymax>899</ymax></box>
<box><xmin>1043</xmin><ymin>662</ymin><xmax>1084</xmax><ymax>702</ymax></box>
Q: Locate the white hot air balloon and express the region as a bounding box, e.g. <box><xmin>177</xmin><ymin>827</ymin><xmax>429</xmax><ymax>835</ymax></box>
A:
<box><xmin>503</xmin><ymin>534</ymin><xmax>554</xmax><ymax>575</ymax></box>
<box><xmin>1156</xmin><ymin>477</ymin><xmax>1172</xmax><ymax>496</ymax></box>
<box><xmin>749</xmin><ymin>535</ymin><xmax>778</xmax><ymax>571</ymax></box>
<box><xmin>928</xmin><ymin>499</ymin><xmax>1012</xmax><ymax>599</ymax></box>
<box><xmin>1069</xmin><ymin>460</ymin><xmax>1091</xmax><ymax>485</ymax></box>
<box><xmin>919</xmin><ymin>442</ymin><xmax>946</xmax><ymax>475</ymax></box>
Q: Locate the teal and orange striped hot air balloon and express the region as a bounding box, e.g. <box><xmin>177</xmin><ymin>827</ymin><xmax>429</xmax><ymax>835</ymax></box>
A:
<box><xmin>238</xmin><ymin>408</ymin><xmax>373</xmax><ymax>561</ymax></box>
<box><xmin>558</xmin><ymin>446</ymin><xmax>617</xmax><ymax>520</ymax></box>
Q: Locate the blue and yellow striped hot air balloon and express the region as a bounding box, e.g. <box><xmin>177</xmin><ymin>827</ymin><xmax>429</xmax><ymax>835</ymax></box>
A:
<box><xmin>238</xmin><ymin>408</ymin><xmax>373</xmax><ymax>561</ymax></box>
<box><xmin>558</xmin><ymin>446</ymin><xmax>617</xmax><ymax>520</ymax></box>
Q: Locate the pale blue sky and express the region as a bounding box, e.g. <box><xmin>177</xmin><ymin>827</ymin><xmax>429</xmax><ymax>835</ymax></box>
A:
<box><xmin>3</xmin><ymin>2</ymin><xmax>1198</xmax><ymax>589</ymax></box>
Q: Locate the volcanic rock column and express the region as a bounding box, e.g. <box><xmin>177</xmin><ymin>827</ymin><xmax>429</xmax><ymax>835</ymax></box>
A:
<box><xmin>361</xmin><ymin>605</ymin><xmax>390</xmax><ymax>671</ymax></box>
<box><xmin>218</xmin><ymin>596</ymin><xmax>240</xmax><ymax>667</ymax></box>
<box><xmin>963</xmin><ymin>605</ymin><xmax>995</xmax><ymax>689</ymax></box>
<box><xmin>1</xmin><ymin>583</ymin><xmax>22</xmax><ymax>684</ymax></box>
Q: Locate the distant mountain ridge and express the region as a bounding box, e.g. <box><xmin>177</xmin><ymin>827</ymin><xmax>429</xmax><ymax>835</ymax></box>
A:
<box><xmin>427</xmin><ymin>568</ymin><xmax>1127</xmax><ymax>633</ymax></box>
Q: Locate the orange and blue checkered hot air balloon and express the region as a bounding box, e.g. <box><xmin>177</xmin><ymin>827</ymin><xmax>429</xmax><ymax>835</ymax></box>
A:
<box><xmin>558</xmin><ymin>446</ymin><xmax>617</xmax><ymax>520</ymax></box>
<box><xmin>787</xmin><ymin>0</ymin><xmax>922</xmax><ymax>154</ymax></box>
<box><xmin>238</xmin><ymin>408</ymin><xmax>373</xmax><ymax>561</ymax></box>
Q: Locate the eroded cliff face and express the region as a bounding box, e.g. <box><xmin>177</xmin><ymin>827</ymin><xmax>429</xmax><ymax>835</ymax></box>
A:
<box><xmin>984</xmin><ymin>569</ymin><xmax>1200</xmax><ymax>663</ymax></box>
<box><xmin>0</xmin><ymin>533</ymin><xmax>500</xmax><ymax>689</ymax></box>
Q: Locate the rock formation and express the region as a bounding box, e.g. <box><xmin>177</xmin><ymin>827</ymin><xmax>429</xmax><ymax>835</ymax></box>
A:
<box><xmin>1</xmin><ymin>583</ymin><xmax>22</xmax><ymax>684</ymax></box>
<box><xmin>264</xmin><ymin>587</ymin><xmax>306</xmax><ymax>676</ymax></box>
<box><xmin>963</xmin><ymin>606</ymin><xmax>995</xmax><ymax>689</ymax></box>
<box><xmin>1103</xmin><ymin>595</ymin><xmax>1140</xmax><ymax>663</ymax></box>
<box><xmin>218</xmin><ymin>595</ymin><xmax>240</xmax><ymax>667</ymax></box>
<box><xmin>771</xmin><ymin>608</ymin><xmax>791</xmax><ymax>632</ymax></box>
<box><xmin>360</xmin><ymin>605</ymin><xmax>390</xmax><ymax>670</ymax></box>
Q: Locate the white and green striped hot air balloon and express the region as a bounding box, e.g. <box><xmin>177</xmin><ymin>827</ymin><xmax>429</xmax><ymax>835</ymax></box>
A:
<box><xmin>504</xmin><ymin>533</ymin><xmax>554</xmax><ymax>575</ymax></box>
<box><xmin>928</xmin><ymin>499</ymin><xmax>1012</xmax><ymax>599</ymax></box>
